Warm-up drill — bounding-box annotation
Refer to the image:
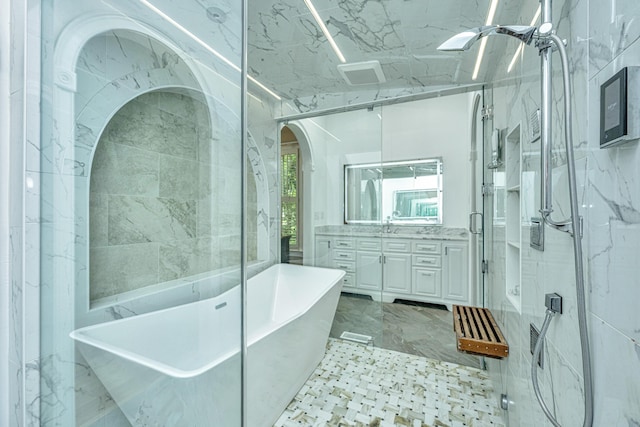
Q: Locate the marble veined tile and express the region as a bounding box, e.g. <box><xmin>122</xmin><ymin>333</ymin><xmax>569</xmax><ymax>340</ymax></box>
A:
<box><xmin>330</xmin><ymin>295</ymin><xmax>481</xmax><ymax>369</ymax></box>
<box><xmin>90</xmin><ymin>142</ymin><xmax>159</xmax><ymax>197</ymax></box>
<box><xmin>90</xmin><ymin>243</ymin><xmax>159</xmax><ymax>301</ymax></box>
<box><xmin>275</xmin><ymin>338</ymin><xmax>505</xmax><ymax>427</ymax></box>
<box><xmin>107</xmin><ymin>195</ymin><xmax>196</xmax><ymax>245</ymax></box>
<box><xmin>103</xmin><ymin>97</ymin><xmax>198</xmax><ymax>161</ymax></box>
<box><xmin>158</xmin><ymin>237</ymin><xmax>218</xmax><ymax>282</ymax></box>
<box><xmin>158</xmin><ymin>155</ymin><xmax>200</xmax><ymax>201</ymax></box>
<box><xmin>89</xmin><ymin>194</ymin><xmax>108</xmax><ymax>247</ymax></box>
<box><xmin>589</xmin><ymin>0</ymin><xmax>640</xmax><ymax>78</ymax></box>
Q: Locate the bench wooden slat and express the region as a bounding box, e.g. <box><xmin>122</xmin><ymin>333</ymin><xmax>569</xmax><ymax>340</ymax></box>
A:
<box><xmin>452</xmin><ymin>305</ymin><xmax>509</xmax><ymax>358</ymax></box>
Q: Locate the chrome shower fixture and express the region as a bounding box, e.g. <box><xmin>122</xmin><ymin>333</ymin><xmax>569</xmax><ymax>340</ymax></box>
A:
<box><xmin>437</xmin><ymin>25</ymin><xmax>539</xmax><ymax>51</ymax></box>
<box><xmin>439</xmin><ymin>8</ymin><xmax>593</xmax><ymax>427</ymax></box>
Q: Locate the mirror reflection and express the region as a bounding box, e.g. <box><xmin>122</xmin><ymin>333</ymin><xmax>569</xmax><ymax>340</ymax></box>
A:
<box><xmin>345</xmin><ymin>158</ymin><xmax>443</xmax><ymax>225</ymax></box>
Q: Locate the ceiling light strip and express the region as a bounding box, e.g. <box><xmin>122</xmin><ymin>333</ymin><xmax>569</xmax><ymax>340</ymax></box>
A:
<box><xmin>248</xmin><ymin>75</ymin><xmax>282</xmax><ymax>100</ymax></box>
<box><xmin>472</xmin><ymin>0</ymin><xmax>500</xmax><ymax>81</ymax></box>
<box><xmin>507</xmin><ymin>5</ymin><xmax>542</xmax><ymax>73</ymax></box>
<box><xmin>485</xmin><ymin>0</ymin><xmax>499</xmax><ymax>26</ymax></box>
<box><xmin>303</xmin><ymin>0</ymin><xmax>346</xmax><ymax>63</ymax></box>
<box><xmin>472</xmin><ymin>38</ymin><xmax>489</xmax><ymax>80</ymax></box>
<box><xmin>139</xmin><ymin>0</ymin><xmax>281</xmax><ymax>100</ymax></box>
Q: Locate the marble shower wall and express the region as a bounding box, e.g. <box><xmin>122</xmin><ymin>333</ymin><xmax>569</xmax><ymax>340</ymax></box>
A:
<box><xmin>486</xmin><ymin>0</ymin><xmax>640</xmax><ymax>426</ymax></box>
<box><xmin>586</xmin><ymin>1</ymin><xmax>640</xmax><ymax>424</ymax></box>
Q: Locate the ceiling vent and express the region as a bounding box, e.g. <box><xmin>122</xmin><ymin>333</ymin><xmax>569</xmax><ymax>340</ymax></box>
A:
<box><xmin>337</xmin><ymin>60</ymin><xmax>386</xmax><ymax>85</ymax></box>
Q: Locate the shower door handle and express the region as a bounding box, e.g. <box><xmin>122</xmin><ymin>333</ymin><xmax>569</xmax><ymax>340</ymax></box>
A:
<box><xmin>469</xmin><ymin>212</ymin><xmax>483</xmax><ymax>235</ymax></box>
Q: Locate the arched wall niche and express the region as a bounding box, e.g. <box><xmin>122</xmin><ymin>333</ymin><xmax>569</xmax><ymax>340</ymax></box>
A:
<box><xmin>67</xmin><ymin>27</ymin><xmax>265</xmax><ymax>320</ymax></box>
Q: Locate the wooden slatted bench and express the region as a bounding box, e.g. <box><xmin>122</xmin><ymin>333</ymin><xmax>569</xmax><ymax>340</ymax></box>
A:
<box><xmin>453</xmin><ymin>305</ymin><xmax>509</xmax><ymax>358</ymax></box>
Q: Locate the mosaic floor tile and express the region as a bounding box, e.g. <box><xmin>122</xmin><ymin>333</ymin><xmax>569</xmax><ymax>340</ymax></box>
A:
<box><xmin>274</xmin><ymin>339</ymin><xmax>505</xmax><ymax>427</ymax></box>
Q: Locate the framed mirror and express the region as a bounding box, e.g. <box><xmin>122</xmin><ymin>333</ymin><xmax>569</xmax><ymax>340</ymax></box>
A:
<box><xmin>344</xmin><ymin>158</ymin><xmax>443</xmax><ymax>225</ymax></box>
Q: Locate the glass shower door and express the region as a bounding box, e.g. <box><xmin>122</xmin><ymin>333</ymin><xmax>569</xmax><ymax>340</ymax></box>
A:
<box><xmin>482</xmin><ymin>86</ymin><xmax>499</xmax><ymax>310</ymax></box>
<box><xmin>305</xmin><ymin>106</ymin><xmax>385</xmax><ymax>348</ymax></box>
<box><xmin>38</xmin><ymin>1</ymin><xmax>245</xmax><ymax>425</ymax></box>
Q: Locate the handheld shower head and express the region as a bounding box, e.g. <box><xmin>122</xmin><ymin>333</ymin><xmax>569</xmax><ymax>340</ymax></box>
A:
<box><xmin>437</xmin><ymin>25</ymin><xmax>538</xmax><ymax>51</ymax></box>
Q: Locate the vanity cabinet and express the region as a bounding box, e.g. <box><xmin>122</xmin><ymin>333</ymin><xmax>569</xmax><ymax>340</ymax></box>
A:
<box><xmin>411</xmin><ymin>240</ymin><xmax>442</xmax><ymax>298</ymax></box>
<box><xmin>355</xmin><ymin>238</ymin><xmax>382</xmax><ymax>291</ymax></box>
<box><xmin>314</xmin><ymin>233</ymin><xmax>470</xmax><ymax>308</ymax></box>
<box><xmin>442</xmin><ymin>242</ymin><xmax>469</xmax><ymax>302</ymax></box>
<box><xmin>382</xmin><ymin>240</ymin><xmax>412</xmax><ymax>294</ymax></box>
<box><xmin>314</xmin><ymin>236</ymin><xmax>332</xmax><ymax>268</ymax></box>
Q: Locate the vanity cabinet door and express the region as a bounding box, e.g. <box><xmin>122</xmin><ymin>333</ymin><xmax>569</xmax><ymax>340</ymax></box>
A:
<box><xmin>356</xmin><ymin>251</ymin><xmax>382</xmax><ymax>290</ymax></box>
<box><xmin>314</xmin><ymin>236</ymin><xmax>332</xmax><ymax>268</ymax></box>
<box><xmin>442</xmin><ymin>242</ymin><xmax>469</xmax><ymax>302</ymax></box>
<box><xmin>383</xmin><ymin>253</ymin><xmax>412</xmax><ymax>294</ymax></box>
<box><xmin>413</xmin><ymin>268</ymin><xmax>441</xmax><ymax>297</ymax></box>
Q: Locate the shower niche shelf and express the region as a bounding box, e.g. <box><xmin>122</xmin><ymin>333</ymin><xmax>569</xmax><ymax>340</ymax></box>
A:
<box><xmin>505</xmin><ymin>124</ymin><xmax>522</xmax><ymax>313</ymax></box>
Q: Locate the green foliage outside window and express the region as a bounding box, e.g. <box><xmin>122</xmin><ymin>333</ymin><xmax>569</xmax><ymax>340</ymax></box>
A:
<box><xmin>281</xmin><ymin>151</ymin><xmax>298</xmax><ymax>247</ymax></box>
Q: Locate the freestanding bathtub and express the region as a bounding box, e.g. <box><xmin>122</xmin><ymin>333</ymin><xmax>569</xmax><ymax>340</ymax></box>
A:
<box><xmin>70</xmin><ymin>264</ymin><xmax>345</xmax><ymax>426</ymax></box>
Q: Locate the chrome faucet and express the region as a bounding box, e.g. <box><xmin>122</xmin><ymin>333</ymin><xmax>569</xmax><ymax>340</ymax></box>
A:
<box><xmin>385</xmin><ymin>216</ymin><xmax>392</xmax><ymax>233</ymax></box>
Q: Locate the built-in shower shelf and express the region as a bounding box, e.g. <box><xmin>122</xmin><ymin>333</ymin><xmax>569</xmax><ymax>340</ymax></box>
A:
<box><xmin>507</xmin><ymin>241</ymin><xmax>520</xmax><ymax>249</ymax></box>
<box><xmin>453</xmin><ymin>305</ymin><xmax>509</xmax><ymax>358</ymax></box>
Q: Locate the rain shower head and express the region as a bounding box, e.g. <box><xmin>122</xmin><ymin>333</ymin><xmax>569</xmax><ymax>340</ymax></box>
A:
<box><xmin>437</xmin><ymin>25</ymin><xmax>538</xmax><ymax>51</ymax></box>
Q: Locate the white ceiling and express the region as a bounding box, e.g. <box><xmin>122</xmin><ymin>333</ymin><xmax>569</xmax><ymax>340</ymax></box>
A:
<box><xmin>248</xmin><ymin>0</ymin><xmax>536</xmax><ymax>102</ymax></box>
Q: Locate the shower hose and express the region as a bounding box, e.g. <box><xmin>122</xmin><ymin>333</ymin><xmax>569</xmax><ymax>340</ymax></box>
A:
<box><xmin>531</xmin><ymin>33</ymin><xmax>594</xmax><ymax>427</ymax></box>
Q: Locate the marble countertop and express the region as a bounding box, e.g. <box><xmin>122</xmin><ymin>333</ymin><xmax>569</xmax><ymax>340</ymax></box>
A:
<box><xmin>315</xmin><ymin>225</ymin><xmax>468</xmax><ymax>241</ymax></box>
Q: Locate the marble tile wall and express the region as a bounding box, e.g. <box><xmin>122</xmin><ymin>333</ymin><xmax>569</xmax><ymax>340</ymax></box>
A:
<box><xmin>486</xmin><ymin>0</ymin><xmax>640</xmax><ymax>426</ymax></box>
<box><xmin>2</xmin><ymin>0</ymin><xmax>31</xmax><ymax>425</ymax></box>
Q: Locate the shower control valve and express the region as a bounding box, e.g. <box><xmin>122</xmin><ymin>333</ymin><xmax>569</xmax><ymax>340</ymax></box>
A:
<box><xmin>545</xmin><ymin>293</ymin><xmax>562</xmax><ymax>314</ymax></box>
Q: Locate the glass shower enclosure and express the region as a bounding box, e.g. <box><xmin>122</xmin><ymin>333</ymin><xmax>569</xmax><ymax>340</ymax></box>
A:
<box><xmin>38</xmin><ymin>0</ymin><xmax>251</xmax><ymax>424</ymax></box>
<box><xmin>301</xmin><ymin>107</ymin><xmax>385</xmax><ymax>346</ymax></box>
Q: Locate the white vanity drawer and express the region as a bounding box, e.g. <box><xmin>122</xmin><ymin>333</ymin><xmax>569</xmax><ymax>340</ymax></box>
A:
<box><xmin>342</xmin><ymin>273</ymin><xmax>356</xmax><ymax>287</ymax></box>
<box><xmin>333</xmin><ymin>238</ymin><xmax>355</xmax><ymax>250</ymax></box>
<box><xmin>412</xmin><ymin>255</ymin><xmax>442</xmax><ymax>268</ymax></box>
<box><xmin>357</xmin><ymin>239</ymin><xmax>382</xmax><ymax>251</ymax></box>
<box><xmin>382</xmin><ymin>240</ymin><xmax>411</xmax><ymax>253</ymax></box>
<box><xmin>332</xmin><ymin>260</ymin><xmax>355</xmax><ymax>273</ymax></box>
<box><xmin>412</xmin><ymin>241</ymin><xmax>442</xmax><ymax>254</ymax></box>
<box><xmin>333</xmin><ymin>250</ymin><xmax>355</xmax><ymax>261</ymax></box>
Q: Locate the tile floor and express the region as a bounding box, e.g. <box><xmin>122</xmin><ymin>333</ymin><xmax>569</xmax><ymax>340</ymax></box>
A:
<box><xmin>274</xmin><ymin>339</ymin><xmax>505</xmax><ymax>427</ymax></box>
<box><xmin>330</xmin><ymin>294</ymin><xmax>482</xmax><ymax>368</ymax></box>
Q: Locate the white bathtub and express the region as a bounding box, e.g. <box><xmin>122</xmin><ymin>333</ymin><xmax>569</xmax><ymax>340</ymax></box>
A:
<box><xmin>70</xmin><ymin>264</ymin><xmax>344</xmax><ymax>426</ymax></box>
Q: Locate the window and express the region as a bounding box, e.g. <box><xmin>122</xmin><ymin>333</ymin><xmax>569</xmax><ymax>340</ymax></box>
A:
<box><xmin>344</xmin><ymin>158</ymin><xmax>443</xmax><ymax>225</ymax></box>
<box><xmin>281</xmin><ymin>144</ymin><xmax>300</xmax><ymax>248</ymax></box>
